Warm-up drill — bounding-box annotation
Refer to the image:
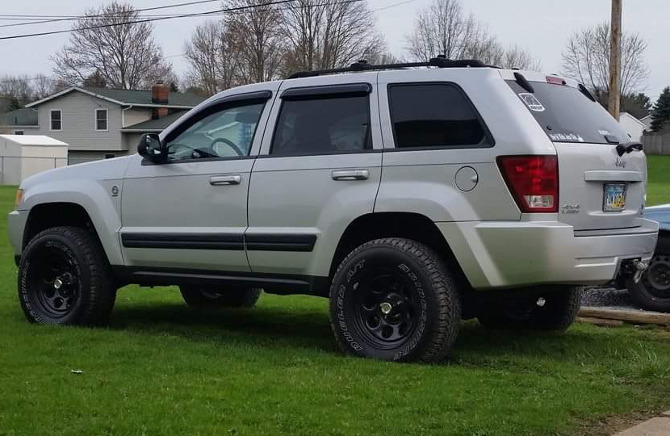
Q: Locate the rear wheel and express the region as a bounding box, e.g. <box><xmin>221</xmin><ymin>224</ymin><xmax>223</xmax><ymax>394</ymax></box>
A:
<box><xmin>179</xmin><ymin>286</ymin><xmax>262</xmax><ymax>308</ymax></box>
<box><xmin>18</xmin><ymin>226</ymin><xmax>116</xmax><ymax>325</ymax></box>
<box><xmin>329</xmin><ymin>238</ymin><xmax>462</xmax><ymax>363</ymax></box>
<box><xmin>626</xmin><ymin>236</ymin><xmax>670</xmax><ymax>313</ymax></box>
<box><xmin>477</xmin><ymin>286</ymin><xmax>581</xmax><ymax>332</ymax></box>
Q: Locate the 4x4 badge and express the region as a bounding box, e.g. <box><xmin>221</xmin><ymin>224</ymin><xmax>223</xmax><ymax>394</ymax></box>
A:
<box><xmin>561</xmin><ymin>204</ymin><xmax>580</xmax><ymax>214</ymax></box>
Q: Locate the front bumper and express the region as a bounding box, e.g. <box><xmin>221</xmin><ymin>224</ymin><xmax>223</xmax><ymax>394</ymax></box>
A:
<box><xmin>437</xmin><ymin>218</ymin><xmax>659</xmax><ymax>289</ymax></box>
<box><xmin>7</xmin><ymin>210</ymin><xmax>28</xmax><ymax>258</ymax></box>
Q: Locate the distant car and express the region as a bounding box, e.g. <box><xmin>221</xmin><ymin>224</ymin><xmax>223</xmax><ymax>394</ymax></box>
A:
<box><xmin>626</xmin><ymin>204</ymin><xmax>670</xmax><ymax>312</ymax></box>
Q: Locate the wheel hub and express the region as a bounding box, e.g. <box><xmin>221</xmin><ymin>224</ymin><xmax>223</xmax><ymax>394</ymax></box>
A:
<box><xmin>645</xmin><ymin>255</ymin><xmax>670</xmax><ymax>295</ymax></box>
<box><xmin>379</xmin><ymin>302</ymin><xmax>393</xmax><ymax>315</ymax></box>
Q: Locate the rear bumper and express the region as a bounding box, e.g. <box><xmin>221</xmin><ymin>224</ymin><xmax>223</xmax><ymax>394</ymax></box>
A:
<box><xmin>437</xmin><ymin>218</ymin><xmax>659</xmax><ymax>289</ymax></box>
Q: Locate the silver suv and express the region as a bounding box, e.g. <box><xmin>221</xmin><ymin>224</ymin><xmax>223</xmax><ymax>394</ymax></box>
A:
<box><xmin>8</xmin><ymin>58</ymin><xmax>659</xmax><ymax>362</ymax></box>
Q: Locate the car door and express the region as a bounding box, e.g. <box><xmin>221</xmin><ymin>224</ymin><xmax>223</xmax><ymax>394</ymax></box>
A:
<box><xmin>246</xmin><ymin>75</ymin><xmax>383</xmax><ymax>279</ymax></box>
<box><xmin>120</xmin><ymin>89</ymin><xmax>276</xmax><ymax>273</ymax></box>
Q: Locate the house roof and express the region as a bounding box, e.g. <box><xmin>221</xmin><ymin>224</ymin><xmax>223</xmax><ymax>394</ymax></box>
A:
<box><xmin>122</xmin><ymin>111</ymin><xmax>189</xmax><ymax>132</ymax></box>
<box><xmin>0</xmin><ymin>108</ymin><xmax>38</xmax><ymax>127</ymax></box>
<box><xmin>0</xmin><ymin>134</ymin><xmax>67</xmax><ymax>146</ymax></box>
<box><xmin>620</xmin><ymin>112</ymin><xmax>646</xmax><ymax>128</ymax></box>
<box><xmin>26</xmin><ymin>87</ymin><xmax>205</xmax><ymax>109</ymax></box>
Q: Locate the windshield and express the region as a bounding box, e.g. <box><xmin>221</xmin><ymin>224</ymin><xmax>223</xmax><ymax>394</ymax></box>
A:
<box><xmin>506</xmin><ymin>80</ymin><xmax>630</xmax><ymax>144</ymax></box>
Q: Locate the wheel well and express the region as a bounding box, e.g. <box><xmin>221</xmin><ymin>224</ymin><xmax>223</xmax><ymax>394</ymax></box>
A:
<box><xmin>330</xmin><ymin>213</ymin><xmax>467</xmax><ymax>282</ymax></box>
<box><xmin>23</xmin><ymin>203</ymin><xmax>97</xmax><ymax>248</ymax></box>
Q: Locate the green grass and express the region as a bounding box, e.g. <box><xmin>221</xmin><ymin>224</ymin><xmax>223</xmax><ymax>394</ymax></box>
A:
<box><xmin>1</xmin><ymin>159</ymin><xmax>670</xmax><ymax>436</ymax></box>
<box><xmin>646</xmin><ymin>156</ymin><xmax>670</xmax><ymax>206</ymax></box>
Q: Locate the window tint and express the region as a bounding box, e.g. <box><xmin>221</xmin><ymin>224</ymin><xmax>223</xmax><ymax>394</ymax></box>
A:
<box><xmin>95</xmin><ymin>109</ymin><xmax>108</xmax><ymax>131</ymax></box>
<box><xmin>506</xmin><ymin>80</ymin><xmax>630</xmax><ymax>144</ymax></box>
<box><xmin>271</xmin><ymin>95</ymin><xmax>371</xmax><ymax>156</ymax></box>
<box><xmin>165</xmin><ymin>102</ymin><xmax>264</xmax><ymax>161</ymax></box>
<box><xmin>388</xmin><ymin>84</ymin><xmax>490</xmax><ymax>148</ymax></box>
<box><xmin>50</xmin><ymin>110</ymin><xmax>62</xmax><ymax>131</ymax></box>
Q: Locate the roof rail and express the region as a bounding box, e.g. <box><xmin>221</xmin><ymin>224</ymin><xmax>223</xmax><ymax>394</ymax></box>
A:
<box><xmin>287</xmin><ymin>57</ymin><xmax>492</xmax><ymax>79</ymax></box>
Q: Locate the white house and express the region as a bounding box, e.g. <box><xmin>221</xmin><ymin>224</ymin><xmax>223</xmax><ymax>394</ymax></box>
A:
<box><xmin>0</xmin><ymin>135</ymin><xmax>68</xmax><ymax>184</ymax></box>
<box><xmin>619</xmin><ymin>112</ymin><xmax>646</xmax><ymax>142</ymax></box>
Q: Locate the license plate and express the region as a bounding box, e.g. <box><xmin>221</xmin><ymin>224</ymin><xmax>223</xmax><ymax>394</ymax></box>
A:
<box><xmin>603</xmin><ymin>183</ymin><xmax>627</xmax><ymax>212</ymax></box>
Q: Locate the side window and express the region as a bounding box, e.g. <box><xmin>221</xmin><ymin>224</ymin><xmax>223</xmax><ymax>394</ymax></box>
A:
<box><xmin>271</xmin><ymin>95</ymin><xmax>371</xmax><ymax>156</ymax></box>
<box><xmin>165</xmin><ymin>102</ymin><xmax>265</xmax><ymax>162</ymax></box>
<box><xmin>388</xmin><ymin>84</ymin><xmax>491</xmax><ymax>148</ymax></box>
<box><xmin>50</xmin><ymin>110</ymin><xmax>62</xmax><ymax>131</ymax></box>
<box><xmin>95</xmin><ymin>109</ymin><xmax>108</xmax><ymax>131</ymax></box>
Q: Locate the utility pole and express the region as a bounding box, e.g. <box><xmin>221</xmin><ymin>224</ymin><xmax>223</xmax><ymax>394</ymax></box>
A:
<box><xmin>608</xmin><ymin>0</ymin><xmax>622</xmax><ymax>119</ymax></box>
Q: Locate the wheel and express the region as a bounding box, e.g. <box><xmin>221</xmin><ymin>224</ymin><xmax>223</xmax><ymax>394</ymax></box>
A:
<box><xmin>329</xmin><ymin>238</ymin><xmax>462</xmax><ymax>363</ymax></box>
<box><xmin>179</xmin><ymin>286</ymin><xmax>262</xmax><ymax>308</ymax></box>
<box><xmin>18</xmin><ymin>226</ymin><xmax>116</xmax><ymax>325</ymax></box>
<box><xmin>626</xmin><ymin>236</ymin><xmax>670</xmax><ymax>312</ymax></box>
<box><xmin>477</xmin><ymin>286</ymin><xmax>581</xmax><ymax>332</ymax></box>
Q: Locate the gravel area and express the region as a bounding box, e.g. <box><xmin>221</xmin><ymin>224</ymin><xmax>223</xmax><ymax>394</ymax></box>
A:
<box><xmin>580</xmin><ymin>286</ymin><xmax>645</xmax><ymax>311</ymax></box>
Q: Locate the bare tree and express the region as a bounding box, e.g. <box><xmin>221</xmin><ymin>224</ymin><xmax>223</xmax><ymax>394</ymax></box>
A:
<box><xmin>561</xmin><ymin>22</ymin><xmax>648</xmax><ymax>98</ymax></box>
<box><xmin>406</xmin><ymin>0</ymin><xmax>538</xmax><ymax>69</ymax></box>
<box><xmin>183</xmin><ymin>20</ymin><xmax>241</xmax><ymax>96</ymax></box>
<box><xmin>52</xmin><ymin>2</ymin><xmax>173</xmax><ymax>89</ymax></box>
<box><xmin>280</xmin><ymin>0</ymin><xmax>385</xmax><ymax>73</ymax></box>
<box><xmin>225</xmin><ymin>0</ymin><xmax>285</xmax><ymax>83</ymax></box>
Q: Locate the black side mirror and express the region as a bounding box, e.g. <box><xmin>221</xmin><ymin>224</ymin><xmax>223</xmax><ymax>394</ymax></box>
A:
<box><xmin>137</xmin><ymin>133</ymin><xmax>167</xmax><ymax>163</ymax></box>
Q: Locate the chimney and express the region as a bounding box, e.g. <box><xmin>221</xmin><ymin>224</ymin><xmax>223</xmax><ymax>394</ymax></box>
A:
<box><xmin>151</xmin><ymin>81</ymin><xmax>169</xmax><ymax>119</ymax></box>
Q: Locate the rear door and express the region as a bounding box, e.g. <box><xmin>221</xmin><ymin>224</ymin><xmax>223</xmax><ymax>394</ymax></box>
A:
<box><xmin>504</xmin><ymin>72</ymin><xmax>646</xmax><ymax>231</ymax></box>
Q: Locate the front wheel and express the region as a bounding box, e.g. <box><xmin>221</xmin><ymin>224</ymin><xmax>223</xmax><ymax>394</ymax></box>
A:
<box><xmin>18</xmin><ymin>226</ymin><xmax>116</xmax><ymax>325</ymax></box>
<box><xmin>477</xmin><ymin>286</ymin><xmax>581</xmax><ymax>332</ymax></box>
<box><xmin>626</xmin><ymin>236</ymin><xmax>670</xmax><ymax>313</ymax></box>
<box><xmin>329</xmin><ymin>238</ymin><xmax>462</xmax><ymax>363</ymax></box>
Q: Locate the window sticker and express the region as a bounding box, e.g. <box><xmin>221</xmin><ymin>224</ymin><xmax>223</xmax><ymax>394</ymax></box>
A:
<box><xmin>548</xmin><ymin>132</ymin><xmax>585</xmax><ymax>142</ymax></box>
<box><xmin>518</xmin><ymin>93</ymin><xmax>545</xmax><ymax>112</ymax></box>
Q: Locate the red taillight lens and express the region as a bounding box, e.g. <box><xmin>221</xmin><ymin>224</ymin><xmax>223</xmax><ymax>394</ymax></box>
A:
<box><xmin>497</xmin><ymin>155</ymin><xmax>559</xmax><ymax>213</ymax></box>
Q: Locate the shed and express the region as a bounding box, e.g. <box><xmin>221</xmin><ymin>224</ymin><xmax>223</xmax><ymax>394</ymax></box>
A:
<box><xmin>619</xmin><ymin>112</ymin><xmax>646</xmax><ymax>142</ymax></box>
<box><xmin>0</xmin><ymin>135</ymin><xmax>68</xmax><ymax>185</ymax></box>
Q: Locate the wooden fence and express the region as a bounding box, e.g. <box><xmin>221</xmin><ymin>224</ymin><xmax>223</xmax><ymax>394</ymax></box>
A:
<box><xmin>642</xmin><ymin>133</ymin><xmax>670</xmax><ymax>155</ymax></box>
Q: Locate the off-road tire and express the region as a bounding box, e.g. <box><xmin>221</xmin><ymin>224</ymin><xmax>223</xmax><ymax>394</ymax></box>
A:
<box><xmin>179</xmin><ymin>286</ymin><xmax>262</xmax><ymax>308</ymax></box>
<box><xmin>626</xmin><ymin>236</ymin><xmax>670</xmax><ymax>312</ymax></box>
<box><xmin>18</xmin><ymin>226</ymin><xmax>116</xmax><ymax>326</ymax></box>
<box><xmin>477</xmin><ymin>285</ymin><xmax>581</xmax><ymax>332</ymax></box>
<box><xmin>329</xmin><ymin>238</ymin><xmax>462</xmax><ymax>363</ymax></box>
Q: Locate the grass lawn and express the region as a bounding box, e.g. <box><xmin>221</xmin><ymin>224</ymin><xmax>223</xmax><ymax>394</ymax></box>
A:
<box><xmin>1</xmin><ymin>159</ymin><xmax>670</xmax><ymax>436</ymax></box>
<box><xmin>646</xmin><ymin>155</ymin><xmax>670</xmax><ymax>206</ymax></box>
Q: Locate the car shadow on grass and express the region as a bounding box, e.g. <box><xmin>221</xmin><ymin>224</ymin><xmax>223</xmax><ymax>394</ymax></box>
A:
<box><xmin>108</xmin><ymin>296</ymin><xmax>619</xmax><ymax>364</ymax></box>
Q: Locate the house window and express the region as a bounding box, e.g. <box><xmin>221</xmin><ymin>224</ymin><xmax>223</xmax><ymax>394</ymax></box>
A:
<box><xmin>13</xmin><ymin>130</ymin><xmax>24</xmax><ymax>135</ymax></box>
<box><xmin>95</xmin><ymin>109</ymin><xmax>108</xmax><ymax>131</ymax></box>
<box><xmin>50</xmin><ymin>110</ymin><xmax>62</xmax><ymax>131</ymax></box>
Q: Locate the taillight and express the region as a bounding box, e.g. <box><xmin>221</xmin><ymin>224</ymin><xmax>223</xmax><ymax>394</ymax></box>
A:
<box><xmin>497</xmin><ymin>155</ymin><xmax>558</xmax><ymax>213</ymax></box>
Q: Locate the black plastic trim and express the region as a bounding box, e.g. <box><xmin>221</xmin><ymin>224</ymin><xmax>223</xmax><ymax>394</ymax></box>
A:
<box><xmin>111</xmin><ymin>266</ymin><xmax>330</xmax><ymax>297</ymax></box>
<box><xmin>281</xmin><ymin>83</ymin><xmax>372</xmax><ymax>100</ymax></box>
<box><xmin>245</xmin><ymin>234</ymin><xmax>317</xmax><ymax>252</ymax></box>
<box><xmin>121</xmin><ymin>233</ymin><xmax>244</xmax><ymax>250</ymax></box>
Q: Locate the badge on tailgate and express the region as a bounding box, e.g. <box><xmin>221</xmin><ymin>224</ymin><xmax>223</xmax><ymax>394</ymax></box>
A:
<box><xmin>603</xmin><ymin>183</ymin><xmax>627</xmax><ymax>212</ymax></box>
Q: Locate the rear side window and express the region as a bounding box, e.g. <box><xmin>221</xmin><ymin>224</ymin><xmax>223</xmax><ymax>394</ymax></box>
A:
<box><xmin>388</xmin><ymin>83</ymin><xmax>491</xmax><ymax>149</ymax></box>
<box><xmin>506</xmin><ymin>80</ymin><xmax>629</xmax><ymax>144</ymax></box>
<box><xmin>271</xmin><ymin>95</ymin><xmax>371</xmax><ymax>156</ymax></box>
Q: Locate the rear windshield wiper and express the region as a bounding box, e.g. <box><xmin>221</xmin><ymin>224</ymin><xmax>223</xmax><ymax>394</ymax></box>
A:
<box><xmin>514</xmin><ymin>72</ymin><xmax>535</xmax><ymax>93</ymax></box>
<box><xmin>615</xmin><ymin>142</ymin><xmax>643</xmax><ymax>156</ymax></box>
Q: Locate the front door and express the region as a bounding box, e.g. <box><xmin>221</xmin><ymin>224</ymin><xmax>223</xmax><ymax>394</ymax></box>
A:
<box><xmin>120</xmin><ymin>92</ymin><xmax>274</xmax><ymax>272</ymax></box>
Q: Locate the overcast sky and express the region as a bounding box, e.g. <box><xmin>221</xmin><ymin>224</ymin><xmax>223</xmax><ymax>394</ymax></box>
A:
<box><xmin>0</xmin><ymin>0</ymin><xmax>667</xmax><ymax>100</ymax></box>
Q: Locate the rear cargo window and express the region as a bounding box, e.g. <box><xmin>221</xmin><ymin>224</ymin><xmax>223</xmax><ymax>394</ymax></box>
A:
<box><xmin>388</xmin><ymin>83</ymin><xmax>492</xmax><ymax>149</ymax></box>
<box><xmin>506</xmin><ymin>80</ymin><xmax>629</xmax><ymax>144</ymax></box>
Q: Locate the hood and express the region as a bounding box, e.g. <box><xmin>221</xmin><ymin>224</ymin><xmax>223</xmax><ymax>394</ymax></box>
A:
<box><xmin>644</xmin><ymin>204</ymin><xmax>670</xmax><ymax>231</ymax></box>
<box><xmin>20</xmin><ymin>155</ymin><xmax>135</xmax><ymax>191</ymax></box>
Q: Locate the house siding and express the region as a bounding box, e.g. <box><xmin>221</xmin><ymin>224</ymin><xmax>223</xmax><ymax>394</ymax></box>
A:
<box><xmin>32</xmin><ymin>91</ymin><xmax>126</xmax><ymax>151</ymax></box>
<box><xmin>123</xmin><ymin>108</ymin><xmax>153</xmax><ymax>128</ymax></box>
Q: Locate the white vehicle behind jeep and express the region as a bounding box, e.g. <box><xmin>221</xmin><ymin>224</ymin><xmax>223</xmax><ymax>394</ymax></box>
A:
<box><xmin>8</xmin><ymin>58</ymin><xmax>658</xmax><ymax>362</ymax></box>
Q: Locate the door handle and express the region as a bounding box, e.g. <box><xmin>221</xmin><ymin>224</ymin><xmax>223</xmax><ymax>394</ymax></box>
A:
<box><xmin>331</xmin><ymin>169</ymin><xmax>369</xmax><ymax>181</ymax></box>
<box><xmin>209</xmin><ymin>175</ymin><xmax>242</xmax><ymax>186</ymax></box>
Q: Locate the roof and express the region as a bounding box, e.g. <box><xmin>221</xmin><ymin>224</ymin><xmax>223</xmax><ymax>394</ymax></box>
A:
<box><xmin>26</xmin><ymin>87</ymin><xmax>205</xmax><ymax>109</ymax></box>
<box><xmin>0</xmin><ymin>108</ymin><xmax>38</xmax><ymax>127</ymax></box>
<box><xmin>122</xmin><ymin>111</ymin><xmax>189</xmax><ymax>132</ymax></box>
<box><xmin>0</xmin><ymin>134</ymin><xmax>68</xmax><ymax>146</ymax></box>
<box><xmin>620</xmin><ymin>112</ymin><xmax>646</xmax><ymax>128</ymax></box>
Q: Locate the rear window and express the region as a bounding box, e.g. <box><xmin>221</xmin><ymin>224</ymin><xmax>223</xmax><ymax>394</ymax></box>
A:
<box><xmin>506</xmin><ymin>80</ymin><xmax>629</xmax><ymax>144</ymax></box>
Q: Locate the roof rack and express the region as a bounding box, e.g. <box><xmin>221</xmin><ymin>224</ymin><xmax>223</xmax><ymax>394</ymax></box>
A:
<box><xmin>287</xmin><ymin>56</ymin><xmax>491</xmax><ymax>79</ymax></box>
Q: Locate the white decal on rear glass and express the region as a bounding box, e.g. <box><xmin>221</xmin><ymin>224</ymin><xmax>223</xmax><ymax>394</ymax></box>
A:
<box><xmin>518</xmin><ymin>93</ymin><xmax>545</xmax><ymax>112</ymax></box>
<box><xmin>548</xmin><ymin>133</ymin><xmax>585</xmax><ymax>142</ymax></box>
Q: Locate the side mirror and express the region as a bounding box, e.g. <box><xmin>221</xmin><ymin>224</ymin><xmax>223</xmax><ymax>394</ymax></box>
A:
<box><xmin>137</xmin><ymin>133</ymin><xmax>167</xmax><ymax>163</ymax></box>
